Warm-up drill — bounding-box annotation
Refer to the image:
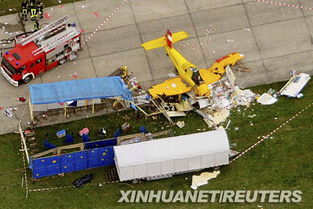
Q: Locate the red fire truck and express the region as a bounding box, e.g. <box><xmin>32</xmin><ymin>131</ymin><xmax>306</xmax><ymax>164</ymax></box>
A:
<box><xmin>0</xmin><ymin>16</ymin><xmax>81</xmax><ymax>86</ymax></box>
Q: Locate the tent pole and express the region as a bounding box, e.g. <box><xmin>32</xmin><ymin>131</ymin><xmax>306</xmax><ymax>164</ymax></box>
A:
<box><xmin>85</xmin><ymin>100</ymin><xmax>88</xmax><ymax>109</ymax></box>
<box><xmin>64</xmin><ymin>102</ymin><xmax>67</xmax><ymax>117</ymax></box>
<box><xmin>92</xmin><ymin>99</ymin><xmax>95</xmax><ymax>114</ymax></box>
<box><xmin>29</xmin><ymin>96</ymin><xmax>34</xmax><ymax>122</ymax></box>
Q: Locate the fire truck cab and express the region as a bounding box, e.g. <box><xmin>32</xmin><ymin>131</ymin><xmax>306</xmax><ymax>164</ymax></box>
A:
<box><xmin>1</xmin><ymin>16</ymin><xmax>81</xmax><ymax>86</ymax></box>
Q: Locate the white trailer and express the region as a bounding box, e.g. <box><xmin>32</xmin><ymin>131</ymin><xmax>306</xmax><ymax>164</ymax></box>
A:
<box><xmin>114</xmin><ymin>129</ymin><xmax>230</xmax><ymax>182</ymax></box>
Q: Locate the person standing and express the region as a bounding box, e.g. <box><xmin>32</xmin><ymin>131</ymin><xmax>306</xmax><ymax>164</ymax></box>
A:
<box><xmin>33</xmin><ymin>20</ymin><xmax>40</xmax><ymax>31</ymax></box>
<box><xmin>37</xmin><ymin>1</ymin><xmax>44</xmax><ymax>19</ymax></box>
<box><xmin>29</xmin><ymin>0</ymin><xmax>37</xmax><ymax>21</ymax></box>
<box><xmin>20</xmin><ymin>0</ymin><xmax>29</xmax><ymax>21</ymax></box>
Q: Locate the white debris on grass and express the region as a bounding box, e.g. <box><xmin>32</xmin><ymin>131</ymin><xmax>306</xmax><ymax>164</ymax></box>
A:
<box><xmin>257</xmin><ymin>93</ymin><xmax>277</xmax><ymax>105</ymax></box>
<box><xmin>195</xmin><ymin>69</ymin><xmax>257</xmax><ymax>128</ymax></box>
<box><xmin>279</xmin><ymin>72</ymin><xmax>311</xmax><ymax>98</ymax></box>
<box><xmin>176</xmin><ymin>121</ymin><xmax>185</xmax><ymax>128</ymax></box>
<box><xmin>191</xmin><ymin>171</ymin><xmax>220</xmax><ymax>190</ymax></box>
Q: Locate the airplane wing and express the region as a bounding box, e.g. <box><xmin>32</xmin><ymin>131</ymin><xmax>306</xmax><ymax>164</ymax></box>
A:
<box><xmin>172</xmin><ymin>31</ymin><xmax>188</xmax><ymax>43</ymax></box>
<box><xmin>148</xmin><ymin>77</ymin><xmax>192</xmax><ymax>98</ymax></box>
<box><xmin>141</xmin><ymin>37</ymin><xmax>167</xmax><ymax>50</ymax></box>
<box><xmin>141</xmin><ymin>31</ymin><xmax>189</xmax><ymax>50</ymax></box>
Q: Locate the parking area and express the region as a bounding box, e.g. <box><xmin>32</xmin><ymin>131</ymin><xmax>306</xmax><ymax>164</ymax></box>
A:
<box><xmin>1</xmin><ymin>0</ymin><xmax>313</xmax><ymax>134</ymax></box>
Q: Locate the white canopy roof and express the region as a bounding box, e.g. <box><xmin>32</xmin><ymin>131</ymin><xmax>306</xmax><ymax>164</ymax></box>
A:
<box><xmin>114</xmin><ymin>129</ymin><xmax>229</xmax><ymax>168</ymax></box>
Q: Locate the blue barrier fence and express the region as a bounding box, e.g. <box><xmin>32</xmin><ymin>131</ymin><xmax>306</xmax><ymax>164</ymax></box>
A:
<box><xmin>30</xmin><ymin>139</ymin><xmax>117</xmax><ymax>178</ymax></box>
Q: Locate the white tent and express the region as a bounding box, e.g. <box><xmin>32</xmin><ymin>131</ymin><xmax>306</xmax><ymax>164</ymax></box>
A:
<box><xmin>114</xmin><ymin>129</ymin><xmax>230</xmax><ymax>181</ymax></box>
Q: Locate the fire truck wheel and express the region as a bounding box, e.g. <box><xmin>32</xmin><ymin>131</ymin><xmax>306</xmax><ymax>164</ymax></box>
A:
<box><xmin>23</xmin><ymin>75</ymin><xmax>32</xmax><ymax>84</ymax></box>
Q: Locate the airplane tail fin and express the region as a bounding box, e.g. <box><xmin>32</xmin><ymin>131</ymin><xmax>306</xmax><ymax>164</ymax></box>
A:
<box><xmin>165</xmin><ymin>29</ymin><xmax>173</xmax><ymax>48</ymax></box>
<box><xmin>141</xmin><ymin>30</ymin><xmax>188</xmax><ymax>50</ymax></box>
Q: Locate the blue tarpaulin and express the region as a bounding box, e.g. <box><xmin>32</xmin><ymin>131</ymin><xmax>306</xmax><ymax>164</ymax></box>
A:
<box><xmin>30</xmin><ymin>146</ymin><xmax>115</xmax><ymax>178</ymax></box>
<box><xmin>29</xmin><ymin>76</ymin><xmax>132</xmax><ymax>105</ymax></box>
<box><xmin>29</xmin><ymin>138</ymin><xmax>117</xmax><ymax>178</ymax></box>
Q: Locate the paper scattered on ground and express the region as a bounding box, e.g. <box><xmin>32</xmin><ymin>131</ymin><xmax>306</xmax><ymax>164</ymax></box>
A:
<box><xmin>191</xmin><ymin>171</ymin><xmax>220</xmax><ymax>190</ymax></box>
<box><xmin>194</xmin><ymin>69</ymin><xmax>256</xmax><ymax>128</ymax></box>
<box><xmin>209</xmin><ymin>109</ymin><xmax>230</xmax><ymax>125</ymax></box>
<box><xmin>257</xmin><ymin>93</ymin><xmax>277</xmax><ymax>105</ymax></box>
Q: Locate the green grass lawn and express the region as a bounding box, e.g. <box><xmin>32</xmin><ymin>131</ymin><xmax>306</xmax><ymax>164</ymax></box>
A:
<box><xmin>0</xmin><ymin>0</ymin><xmax>81</xmax><ymax>16</ymax></box>
<box><xmin>0</xmin><ymin>80</ymin><xmax>313</xmax><ymax>209</ymax></box>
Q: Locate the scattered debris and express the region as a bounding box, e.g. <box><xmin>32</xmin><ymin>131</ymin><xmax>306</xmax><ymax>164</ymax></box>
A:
<box><xmin>225</xmin><ymin>120</ymin><xmax>231</xmax><ymax>129</ymax></box>
<box><xmin>79</xmin><ymin>128</ymin><xmax>89</xmax><ymax>136</ymax></box>
<box><xmin>44</xmin><ymin>12</ymin><xmax>51</xmax><ymax>19</ymax></box>
<box><xmin>72</xmin><ymin>72</ymin><xmax>78</xmax><ymax>79</ymax></box>
<box><xmin>4</xmin><ymin>108</ymin><xmax>13</xmax><ymax>118</ymax></box>
<box><xmin>257</xmin><ymin>93</ymin><xmax>277</xmax><ymax>105</ymax></box>
<box><xmin>166</xmin><ymin>111</ymin><xmax>186</xmax><ymax>117</ymax></box>
<box><xmin>192</xmin><ymin>67</ymin><xmax>256</xmax><ymax>128</ymax></box>
<box><xmin>229</xmin><ymin>149</ymin><xmax>239</xmax><ymax>158</ymax></box>
<box><xmin>73</xmin><ymin>174</ymin><xmax>93</xmax><ymax>188</ymax></box>
<box><xmin>56</xmin><ymin>129</ymin><xmax>66</xmax><ymax>138</ymax></box>
<box><xmin>279</xmin><ymin>72</ymin><xmax>311</xmax><ymax>97</ymax></box>
<box><xmin>98</xmin><ymin>128</ymin><xmax>107</xmax><ymax>136</ymax></box>
<box><xmin>93</xmin><ymin>11</ymin><xmax>100</xmax><ymax>17</ymax></box>
<box><xmin>168</xmin><ymin>73</ymin><xmax>176</xmax><ymax>78</ymax></box>
<box><xmin>121</xmin><ymin>122</ymin><xmax>131</xmax><ymax>132</ymax></box>
<box><xmin>191</xmin><ymin>170</ymin><xmax>220</xmax><ymax>190</ymax></box>
<box><xmin>210</xmin><ymin>109</ymin><xmax>230</xmax><ymax>125</ymax></box>
<box><xmin>296</xmin><ymin>93</ymin><xmax>304</xmax><ymax>98</ymax></box>
<box><xmin>18</xmin><ymin>97</ymin><xmax>26</xmax><ymax>102</ymax></box>
<box><xmin>176</xmin><ymin>121</ymin><xmax>185</xmax><ymax>128</ymax></box>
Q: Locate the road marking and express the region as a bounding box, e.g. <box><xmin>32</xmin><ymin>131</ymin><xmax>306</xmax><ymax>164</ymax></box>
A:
<box><xmin>83</xmin><ymin>0</ymin><xmax>128</xmax><ymax>44</ymax></box>
<box><xmin>230</xmin><ymin>102</ymin><xmax>313</xmax><ymax>163</ymax></box>
<box><xmin>256</xmin><ymin>0</ymin><xmax>313</xmax><ymax>11</ymax></box>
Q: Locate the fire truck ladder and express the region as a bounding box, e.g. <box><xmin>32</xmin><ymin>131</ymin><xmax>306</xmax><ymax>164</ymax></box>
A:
<box><xmin>19</xmin><ymin>16</ymin><xmax>70</xmax><ymax>46</ymax></box>
<box><xmin>32</xmin><ymin>29</ymin><xmax>77</xmax><ymax>56</ymax></box>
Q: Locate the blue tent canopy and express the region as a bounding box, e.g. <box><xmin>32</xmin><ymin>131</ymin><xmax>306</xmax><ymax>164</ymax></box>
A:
<box><xmin>29</xmin><ymin>76</ymin><xmax>132</xmax><ymax>105</ymax></box>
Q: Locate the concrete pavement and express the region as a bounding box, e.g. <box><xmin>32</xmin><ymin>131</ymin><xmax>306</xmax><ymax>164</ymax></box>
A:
<box><xmin>1</xmin><ymin>0</ymin><xmax>313</xmax><ymax>134</ymax></box>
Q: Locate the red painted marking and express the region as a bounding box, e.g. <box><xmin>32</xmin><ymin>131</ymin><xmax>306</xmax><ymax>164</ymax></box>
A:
<box><xmin>93</xmin><ymin>12</ymin><xmax>100</xmax><ymax>17</ymax></box>
<box><xmin>216</xmin><ymin>55</ymin><xmax>229</xmax><ymax>63</ymax></box>
<box><xmin>72</xmin><ymin>74</ymin><xmax>78</xmax><ymax>79</ymax></box>
<box><xmin>59</xmin><ymin>5</ymin><xmax>64</xmax><ymax>8</ymax></box>
<box><xmin>80</xmin><ymin>29</ymin><xmax>86</xmax><ymax>33</ymax></box>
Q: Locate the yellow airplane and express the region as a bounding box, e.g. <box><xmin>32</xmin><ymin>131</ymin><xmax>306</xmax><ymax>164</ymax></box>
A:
<box><xmin>141</xmin><ymin>30</ymin><xmax>244</xmax><ymax>98</ymax></box>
